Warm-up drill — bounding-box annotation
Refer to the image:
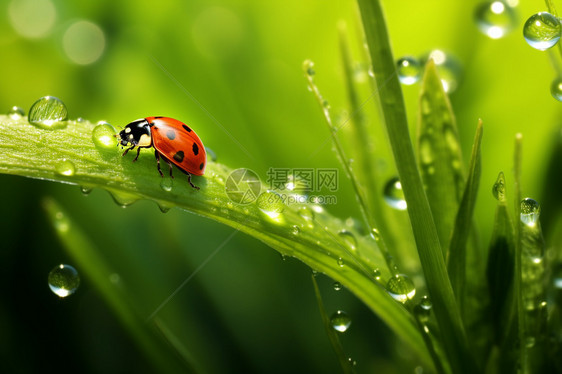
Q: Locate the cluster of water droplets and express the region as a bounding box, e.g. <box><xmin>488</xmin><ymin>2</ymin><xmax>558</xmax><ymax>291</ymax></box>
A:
<box><xmin>48</xmin><ymin>264</ymin><xmax>80</xmax><ymax>297</ymax></box>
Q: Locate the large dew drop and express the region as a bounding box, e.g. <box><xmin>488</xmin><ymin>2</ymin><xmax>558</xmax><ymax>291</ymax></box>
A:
<box><xmin>386</xmin><ymin>274</ymin><xmax>416</xmax><ymax>303</ymax></box>
<box><xmin>92</xmin><ymin>122</ymin><xmax>117</xmax><ymax>149</ymax></box>
<box><xmin>330</xmin><ymin>310</ymin><xmax>351</xmax><ymax>332</ymax></box>
<box><xmin>396</xmin><ymin>56</ymin><xmax>421</xmax><ymax>85</ymax></box>
<box><xmin>520</xmin><ymin>198</ymin><xmax>540</xmax><ymax>227</ymax></box>
<box><xmin>338</xmin><ymin>230</ymin><xmax>357</xmax><ymax>250</ymax></box>
<box><xmin>48</xmin><ymin>264</ymin><xmax>80</xmax><ymax>298</ymax></box>
<box><xmin>474</xmin><ymin>1</ymin><xmax>517</xmax><ymax>39</ymax></box>
<box><xmin>383</xmin><ymin>177</ymin><xmax>407</xmax><ymax>210</ymax></box>
<box><xmin>28</xmin><ymin>96</ymin><xmax>68</xmax><ymax>129</ymax></box>
<box><xmin>256</xmin><ymin>191</ymin><xmax>285</xmax><ymax>219</ymax></box>
<box><xmin>523</xmin><ymin>12</ymin><xmax>561</xmax><ymax>50</ymax></box>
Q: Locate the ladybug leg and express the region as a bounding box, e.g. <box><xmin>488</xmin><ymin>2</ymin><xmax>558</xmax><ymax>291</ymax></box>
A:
<box><xmin>187</xmin><ymin>173</ymin><xmax>200</xmax><ymax>190</ymax></box>
<box><xmin>122</xmin><ymin>145</ymin><xmax>135</xmax><ymax>157</ymax></box>
<box><xmin>132</xmin><ymin>147</ymin><xmax>142</xmax><ymax>162</ymax></box>
<box><xmin>154</xmin><ymin>151</ymin><xmax>164</xmax><ymax>177</ymax></box>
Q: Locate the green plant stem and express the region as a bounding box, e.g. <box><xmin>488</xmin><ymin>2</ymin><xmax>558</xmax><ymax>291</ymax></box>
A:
<box><xmin>355</xmin><ymin>1</ymin><xmax>474</xmax><ymax>373</ymax></box>
<box><xmin>514</xmin><ymin>133</ymin><xmax>526</xmax><ymax>373</ymax></box>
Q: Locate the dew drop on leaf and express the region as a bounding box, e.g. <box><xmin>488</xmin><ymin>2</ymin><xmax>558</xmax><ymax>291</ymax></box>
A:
<box><xmin>160</xmin><ymin>177</ymin><xmax>173</xmax><ymax>192</ymax></box>
<box><xmin>386</xmin><ymin>274</ymin><xmax>416</xmax><ymax>303</ymax></box>
<box><xmin>330</xmin><ymin>310</ymin><xmax>351</xmax><ymax>332</ymax></box>
<box><xmin>338</xmin><ymin>230</ymin><xmax>357</xmax><ymax>250</ymax></box>
<box><xmin>256</xmin><ymin>191</ymin><xmax>285</xmax><ymax>219</ymax></box>
<box><xmin>55</xmin><ymin>159</ymin><xmax>76</xmax><ymax>176</ymax></box>
<box><xmin>48</xmin><ymin>264</ymin><xmax>80</xmax><ymax>298</ymax></box>
<box><xmin>337</xmin><ymin>257</ymin><xmax>345</xmax><ymax>267</ymax></box>
<box><xmin>383</xmin><ymin>177</ymin><xmax>407</xmax><ymax>210</ymax></box>
<box><xmin>422</xmin><ymin>50</ymin><xmax>462</xmax><ymax>93</ymax></box>
<box><xmin>520</xmin><ymin>197</ymin><xmax>540</xmax><ymax>227</ymax></box>
<box><xmin>523</xmin><ymin>12</ymin><xmax>561</xmax><ymax>50</ymax></box>
<box><xmin>492</xmin><ymin>171</ymin><xmax>506</xmax><ymax>201</ymax></box>
<box><xmin>92</xmin><ymin>122</ymin><xmax>117</xmax><ymax>149</ymax></box>
<box><xmin>109</xmin><ymin>190</ymin><xmax>139</xmax><ymax>208</ymax></box>
<box><xmin>396</xmin><ymin>56</ymin><xmax>421</xmax><ymax>85</ymax></box>
<box><xmin>8</xmin><ymin>106</ymin><xmax>25</xmax><ymax>119</ymax></box>
<box><xmin>28</xmin><ymin>96</ymin><xmax>68</xmax><ymax>129</ymax></box>
<box><xmin>474</xmin><ymin>1</ymin><xmax>517</xmax><ymax>39</ymax></box>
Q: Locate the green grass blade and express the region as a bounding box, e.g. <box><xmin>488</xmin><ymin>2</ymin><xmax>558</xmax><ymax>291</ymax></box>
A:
<box><xmin>311</xmin><ymin>275</ymin><xmax>354</xmax><ymax>374</ymax></box>
<box><xmin>417</xmin><ymin>61</ymin><xmax>465</xmax><ymax>254</ymax></box>
<box><xmin>447</xmin><ymin>120</ymin><xmax>483</xmax><ymax>308</ymax></box>
<box><xmin>42</xmin><ymin>197</ymin><xmax>196</xmax><ymax>373</ymax></box>
<box><xmin>0</xmin><ymin>114</ymin><xmax>431</xmax><ymax>367</ymax></box>
<box><xmin>486</xmin><ymin>172</ymin><xmax>516</xmax><ymax>349</ymax></box>
<box><xmin>355</xmin><ymin>1</ymin><xmax>475</xmax><ymax>372</ymax></box>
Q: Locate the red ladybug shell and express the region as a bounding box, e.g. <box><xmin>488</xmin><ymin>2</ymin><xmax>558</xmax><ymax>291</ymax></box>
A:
<box><xmin>146</xmin><ymin>116</ymin><xmax>206</xmax><ymax>176</ymax></box>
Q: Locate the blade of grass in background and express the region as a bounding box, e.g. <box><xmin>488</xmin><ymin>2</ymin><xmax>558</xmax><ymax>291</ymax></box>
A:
<box><xmin>311</xmin><ymin>275</ymin><xmax>355</xmax><ymax>374</ymax></box>
<box><xmin>42</xmin><ymin>197</ymin><xmax>196</xmax><ymax>374</ymax></box>
<box><xmin>417</xmin><ymin>62</ymin><xmax>465</xmax><ymax>255</ymax></box>
<box><xmin>355</xmin><ymin>1</ymin><xmax>475</xmax><ymax>372</ymax></box>
<box><xmin>448</xmin><ymin>120</ymin><xmax>483</xmax><ymax>309</ymax></box>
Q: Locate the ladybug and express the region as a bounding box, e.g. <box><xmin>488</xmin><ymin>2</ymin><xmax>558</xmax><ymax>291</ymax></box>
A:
<box><xmin>117</xmin><ymin>116</ymin><xmax>206</xmax><ymax>189</ymax></box>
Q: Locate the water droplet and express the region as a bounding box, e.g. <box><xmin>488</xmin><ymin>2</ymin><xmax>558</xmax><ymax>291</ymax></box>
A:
<box><xmin>551</xmin><ymin>76</ymin><xmax>562</xmax><ymax>101</ymax></box>
<box><xmin>338</xmin><ymin>230</ymin><xmax>357</xmax><ymax>250</ymax></box>
<box><xmin>291</xmin><ymin>225</ymin><xmax>300</xmax><ymax>235</ymax></box>
<box><xmin>157</xmin><ymin>202</ymin><xmax>173</xmax><ymax>213</ymax></box>
<box><xmin>333</xmin><ymin>281</ymin><xmax>342</xmax><ymax>291</ymax></box>
<box><xmin>396</xmin><ymin>56</ymin><xmax>421</xmax><ymax>85</ymax></box>
<box><xmin>553</xmin><ymin>267</ymin><xmax>562</xmax><ymax>289</ymax></box>
<box><xmin>303</xmin><ymin>59</ymin><xmax>315</xmax><ymax>76</ymax></box>
<box><xmin>368</xmin><ymin>68</ymin><xmax>375</xmax><ymax>77</ymax></box>
<box><xmin>520</xmin><ymin>197</ymin><xmax>540</xmax><ymax>227</ymax></box>
<box><xmin>298</xmin><ymin>206</ymin><xmax>315</xmax><ymax>221</ymax></box>
<box><xmin>8</xmin><ymin>106</ymin><xmax>25</xmax><ymax>119</ymax></box>
<box><xmin>383</xmin><ymin>177</ymin><xmax>407</xmax><ymax>210</ymax></box>
<box><xmin>205</xmin><ymin>147</ymin><xmax>217</xmax><ymax>162</ymax></box>
<box><xmin>28</xmin><ymin>96</ymin><xmax>68</xmax><ymax>129</ymax></box>
<box><xmin>523</xmin><ymin>12</ymin><xmax>561</xmax><ymax>50</ymax></box>
<box><xmin>337</xmin><ymin>257</ymin><xmax>345</xmax><ymax>267</ymax></box>
<box><xmin>256</xmin><ymin>191</ymin><xmax>285</xmax><ymax>219</ymax></box>
<box><xmin>423</xmin><ymin>50</ymin><xmax>462</xmax><ymax>93</ymax></box>
<box><xmin>419</xmin><ymin>135</ymin><xmax>434</xmax><ymax>167</ymax></box>
<box><xmin>373</xmin><ymin>268</ymin><xmax>381</xmax><ymax>280</ymax></box>
<box><xmin>370</xmin><ymin>228</ymin><xmax>381</xmax><ymax>242</ymax></box>
<box><xmin>386</xmin><ymin>274</ymin><xmax>416</xmax><ymax>303</ymax></box>
<box><xmin>76</xmin><ymin>117</ymin><xmax>86</xmax><ymax>123</ymax></box>
<box><xmin>80</xmin><ymin>185</ymin><xmax>93</xmax><ymax>195</ymax></box>
<box><xmin>330</xmin><ymin>310</ymin><xmax>351</xmax><ymax>332</ymax></box>
<box><xmin>420</xmin><ymin>295</ymin><xmax>432</xmax><ymax>310</ymax></box>
<box><xmin>109</xmin><ymin>190</ymin><xmax>138</xmax><ymax>208</ymax></box>
<box><xmin>474</xmin><ymin>1</ymin><xmax>517</xmax><ymax>39</ymax></box>
<box><xmin>160</xmin><ymin>178</ymin><xmax>173</xmax><ymax>192</ymax></box>
<box><xmin>492</xmin><ymin>171</ymin><xmax>506</xmax><ymax>201</ymax></box>
<box><xmin>92</xmin><ymin>122</ymin><xmax>117</xmax><ymax>149</ymax></box>
<box><xmin>48</xmin><ymin>264</ymin><xmax>80</xmax><ymax>297</ymax></box>
<box><xmin>55</xmin><ymin>159</ymin><xmax>76</xmax><ymax>176</ymax></box>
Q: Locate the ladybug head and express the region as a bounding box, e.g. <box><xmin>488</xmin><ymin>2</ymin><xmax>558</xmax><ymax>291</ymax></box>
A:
<box><xmin>118</xmin><ymin>118</ymin><xmax>152</xmax><ymax>147</ymax></box>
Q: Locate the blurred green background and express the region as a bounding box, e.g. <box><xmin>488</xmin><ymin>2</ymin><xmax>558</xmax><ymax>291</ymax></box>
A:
<box><xmin>1</xmin><ymin>0</ymin><xmax>561</xmax><ymax>373</ymax></box>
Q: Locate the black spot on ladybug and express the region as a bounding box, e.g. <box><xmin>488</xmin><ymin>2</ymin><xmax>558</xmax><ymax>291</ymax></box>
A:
<box><xmin>192</xmin><ymin>142</ymin><xmax>199</xmax><ymax>155</ymax></box>
<box><xmin>199</xmin><ymin>162</ymin><xmax>204</xmax><ymax>170</ymax></box>
<box><xmin>182</xmin><ymin>124</ymin><xmax>192</xmax><ymax>133</ymax></box>
<box><xmin>173</xmin><ymin>151</ymin><xmax>184</xmax><ymax>163</ymax></box>
<box><xmin>166</xmin><ymin>130</ymin><xmax>176</xmax><ymax>140</ymax></box>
